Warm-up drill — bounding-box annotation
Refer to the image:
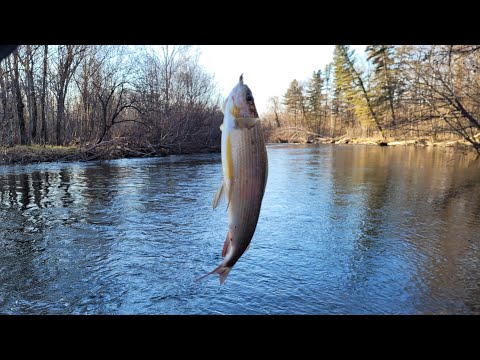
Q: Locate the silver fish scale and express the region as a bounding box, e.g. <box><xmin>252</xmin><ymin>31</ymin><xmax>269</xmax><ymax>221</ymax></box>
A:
<box><xmin>226</xmin><ymin>120</ymin><xmax>268</xmax><ymax>267</ymax></box>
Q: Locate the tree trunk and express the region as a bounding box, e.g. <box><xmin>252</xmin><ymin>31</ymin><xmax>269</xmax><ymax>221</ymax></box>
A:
<box><xmin>41</xmin><ymin>45</ymin><xmax>48</xmax><ymax>145</ymax></box>
<box><xmin>25</xmin><ymin>45</ymin><xmax>38</xmax><ymax>144</ymax></box>
<box><xmin>0</xmin><ymin>64</ymin><xmax>9</xmax><ymax>144</ymax></box>
<box><xmin>12</xmin><ymin>52</ymin><xmax>27</xmax><ymax>145</ymax></box>
<box><xmin>382</xmin><ymin>50</ymin><xmax>397</xmax><ymax>128</ymax></box>
<box><xmin>56</xmin><ymin>95</ymin><xmax>65</xmax><ymax>145</ymax></box>
<box><xmin>274</xmin><ymin>110</ymin><xmax>281</xmax><ymax>127</ymax></box>
<box><xmin>346</xmin><ymin>56</ymin><xmax>386</xmax><ymax>139</ymax></box>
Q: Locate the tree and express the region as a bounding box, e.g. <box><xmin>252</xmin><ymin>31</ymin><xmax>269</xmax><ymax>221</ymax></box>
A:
<box><xmin>404</xmin><ymin>45</ymin><xmax>480</xmax><ymax>152</ymax></box>
<box><xmin>40</xmin><ymin>45</ymin><xmax>48</xmax><ymax>145</ymax></box>
<box><xmin>52</xmin><ymin>45</ymin><xmax>86</xmax><ymax>145</ymax></box>
<box><xmin>91</xmin><ymin>46</ymin><xmax>140</xmax><ymax>144</ymax></box>
<box><xmin>335</xmin><ymin>45</ymin><xmax>386</xmax><ymax>138</ymax></box>
<box><xmin>134</xmin><ymin>45</ymin><xmax>221</xmax><ymax>150</ymax></box>
<box><xmin>366</xmin><ymin>45</ymin><xmax>398</xmax><ymax>127</ymax></box>
<box><xmin>0</xmin><ymin>61</ymin><xmax>12</xmax><ymax>145</ymax></box>
<box><xmin>322</xmin><ymin>62</ymin><xmax>334</xmax><ymax>136</ymax></box>
<box><xmin>268</xmin><ymin>96</ymin><xmax>282</xmax><ymax>127</ymax></box>
<box><xmin>20</xmin><ymin>45</ymin><xmax>40</xmax><ymax>143</ymax></box>
<box><xmin>283</xmin><ymin>79</ymin><xmax>305</xmax><ymax>127</ymax></box>
<box><xmin>332</xmin><ymin>45</ymin><xmax>356</xmax><ymax>128</ymax></box>
<box><xmin>305</xmin><ymin>70</ymin><xmax>324</xmax><ymax>133</ymax></box>
<box><xmin>11</xmin><ymin>50</ymin><xmax>27</xmax><ymax>145</ymax></box>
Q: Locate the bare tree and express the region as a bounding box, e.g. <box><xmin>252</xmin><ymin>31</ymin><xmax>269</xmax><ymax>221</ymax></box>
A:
<box><xmin>0</xmin><ymin>45</ymin><xmax>222</xmax><ymax>157</ymax></box>
<box><xmin>40</xmin><ymin>45</ymin><xmax>48</xmax><ymax>145</ymax></box>
<box><xmin>52</xmin><ymin>45</ymin><xmax>86</xmax><ymax>145</ymax></box>
<box><xmin>0</xmin><ymin>62</ymin><xmax>12</xmax><ymax>145</ymax></box>
<box><xmin>268</xmin><ymin>96</ymin><xmax>282</xmax><ymax>127</ymax></box>
<box><xmin>10</xmin><ymin>51</ymin><xmax>27</xmax><ymax>145</ymax></box>
<box><xmin>20</xmin><ymin>45</ymin><xmax>39</xmax><ymax>143</ymax></box>
<box><xmin>402</xmin><ymin>45</ymin><xmax>480</xmax><ymax>152</ymax></box>
<box><xmin>91</xmin><ymin>47</ymin><xmax>141</xmax><ymax>144</ymax></box>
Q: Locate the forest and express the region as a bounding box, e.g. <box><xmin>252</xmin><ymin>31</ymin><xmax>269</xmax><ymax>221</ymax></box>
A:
<box><xmin>1</xmin><ymin>45</ymin><xmax>479</xmax><ymax>164</ymax></box>
<box><xmin>264</xmin><ymin>45</ymin><xmax>480</xmax><ymax>153</ymax></box>
<box><xmin>0</xmin><ymin>45</ymin><xmax>223</xmax><ymax>163</ymax></box>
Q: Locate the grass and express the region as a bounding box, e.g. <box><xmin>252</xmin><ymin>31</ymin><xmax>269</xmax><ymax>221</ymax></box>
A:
<box><xmin>0</xmin><ymin>144</ymin><xmax>79</xmax><ymax>165</ymax></box>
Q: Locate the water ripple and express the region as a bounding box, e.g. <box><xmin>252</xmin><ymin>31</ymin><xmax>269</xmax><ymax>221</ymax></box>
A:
<box><xmin>1</xmin><ymin>146</ymin><xmax>480</xmax><ymax>314</ymax></box>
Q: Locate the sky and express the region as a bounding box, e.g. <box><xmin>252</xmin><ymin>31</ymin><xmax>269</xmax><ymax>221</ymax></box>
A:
<box><xmin>197</xmin><ymin>45</ymin><xmax>366</xmax><ymax>115</ymax></box>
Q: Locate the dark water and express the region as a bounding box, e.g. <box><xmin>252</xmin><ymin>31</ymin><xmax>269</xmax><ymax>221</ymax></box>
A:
<box><xmin>1</xmin><ymin>144</ymin><xmax>480</xmax><ymax>314</ymax></box>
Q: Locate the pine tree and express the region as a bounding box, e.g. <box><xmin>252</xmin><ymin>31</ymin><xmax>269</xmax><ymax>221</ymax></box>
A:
<box><xmin>334</xmin><ymin>45</ymin><xmax>386</xmax><ymax>138</ymax></box>
<box><xmin>366</xmin><ymin>45</ymin><xmax>397</xmax><ymax>127</ymax></box>
<box><xmin>332</xmin><ymin>45</ymin><xmax>350</xmax><ymax>117</ymax></box>
<box><xmin>283</xmin><ymin>79</ymin><xmax>305</xmax><ymax>128</ymax></box>
<box><xmin>323</xmin><ymin>63</ymin><xmax>333</xmax><ymax>136</ymax></box>
<box><xmin>305</xmin><ymin>70</ymin><xmax>324</xmax><ymax>132</ymax></box>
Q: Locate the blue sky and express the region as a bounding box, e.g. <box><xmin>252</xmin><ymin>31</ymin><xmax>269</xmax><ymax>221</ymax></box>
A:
<box><xmin>197</xmin><ymin>45</ymin><xmax>367</xmax><ymax>115</ymax></box>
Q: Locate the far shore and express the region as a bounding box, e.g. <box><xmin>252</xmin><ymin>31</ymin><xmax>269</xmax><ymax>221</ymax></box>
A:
<box><xmin>1</xmin><ymin>135</ymin><xmax>478</xmax><ymax>167</ymax></box>
<box><xmin>268</xmin><ymin>134</ymin><xmax>480</xmax><ymax>152</ymax></box>
<box><xmin>0</xmin><ymin>141</ymin><xmax>221</xmax><ymax>166</ymax></box>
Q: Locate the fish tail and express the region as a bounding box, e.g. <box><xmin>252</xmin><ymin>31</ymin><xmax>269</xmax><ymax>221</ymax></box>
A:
<box><xmin>196</xmin><ymin>264</ymin><xmax>232</xmax><ymax>285</ymax></box>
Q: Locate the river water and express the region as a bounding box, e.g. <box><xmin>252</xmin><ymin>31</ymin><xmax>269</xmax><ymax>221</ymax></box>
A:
<box><xmin>1</xmin><ymin>144</ymin><xmax>479</xmax><ymax>314</ymax></box>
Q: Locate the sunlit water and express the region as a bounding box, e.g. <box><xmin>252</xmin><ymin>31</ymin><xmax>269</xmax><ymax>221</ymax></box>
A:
<box><xmin>1</xmin><ymin>144</ymin><xmax>479</xmax><ymax>314</ymax></box>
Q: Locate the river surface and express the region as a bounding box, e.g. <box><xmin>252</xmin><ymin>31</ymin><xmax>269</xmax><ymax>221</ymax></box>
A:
<box><xmin>1</xmin><ymin>144</ymin><xmax>480</xmax><ymax>314</ymax></box>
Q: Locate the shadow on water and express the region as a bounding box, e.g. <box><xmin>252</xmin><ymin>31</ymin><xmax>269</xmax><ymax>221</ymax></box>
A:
<box><xmin>1</xmin><ymin>146</ymin><xmax>480</xmax><ymax>314</ymax></box>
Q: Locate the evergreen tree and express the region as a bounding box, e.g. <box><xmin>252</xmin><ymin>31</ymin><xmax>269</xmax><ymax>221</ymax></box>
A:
<box><xmin>305</xmin><ymin>70</ymin><xmax>324</xmax><ymax>132</ymax></box>
<box><xmin>283</xmin><ymin>79</ymin><xmax>305</xmax><ymax>127</ymax></box>
<box><xmin>334</xmin><ymin>45</ymin><xmax>386</xmax><ymax>138</ymax></box>
<box><xmin>366</xmin><ymin>45</ymin><xmax>397</xmax><ymax>127</ymax></box>
<box><xmin>323</xmin><ymin>63</ymin><xmax>333</xmax><ymax>135</ymax></box>
<box><xmin>332</xmin><ymin>45</ymin><xmax>351</xmax><ymax>117</ymax></box>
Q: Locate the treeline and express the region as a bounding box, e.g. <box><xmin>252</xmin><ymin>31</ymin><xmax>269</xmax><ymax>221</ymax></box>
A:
<box><xmin>0</xmin><ymin>45</ymin><xmax>223</xmax><ymax>155</ymax></box>
<box><xmin>264</xmin><ymin>45</ymin><xmax>480</xmax><ymax>152</ymax></box>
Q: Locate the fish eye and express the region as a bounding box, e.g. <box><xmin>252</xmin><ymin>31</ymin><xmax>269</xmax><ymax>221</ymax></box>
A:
<box><xmin>246</xmin><ymin>95</ymin><xmax>253</xmax><ymax>102</ymax></box>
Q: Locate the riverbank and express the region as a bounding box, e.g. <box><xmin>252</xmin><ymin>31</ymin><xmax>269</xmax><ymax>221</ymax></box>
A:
<box><xmin>0</xmin><ymin>140</ymin><xmax>221</xmax><ymax>166</ymax></box>
<box><xmin>263</xmin><ymin>125</ymin><xmax>480</xmax><ymax>154</ymax></box>
<box><xmin>314</xmin><ymin>135</ymin><xmax>477</xmax><ymax>148</ymax></box>
<box><xmin>270</xmin><ymin>134</ymin><xmax>480</xmax><ymax>153</ymax></box>
<box><xmin>2</xmin><ymin>135</ymin><xmax>478</xmax><ymax>166</ymax></box>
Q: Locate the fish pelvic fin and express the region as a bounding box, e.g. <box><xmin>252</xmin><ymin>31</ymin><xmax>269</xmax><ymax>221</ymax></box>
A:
<box><xmin>213</xmin><ymin>181</ymin><xmax>225</xmax><ymax>209</ymax></box>
<box><xmin>222</xmin><ymin>231</ymin><xmax>232</xmax><ymax>258</ymax></box>
<box><xmin>196</xmin><ymin>264</ymin><xmax>232</xmax><ymax>285</ymax></box>
<box><xmin>213</xmin><ymin>179</ymin><xmax>232</xmax><ymax>211</ymax></box>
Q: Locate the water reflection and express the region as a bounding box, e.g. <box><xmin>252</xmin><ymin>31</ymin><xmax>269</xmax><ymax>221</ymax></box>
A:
<box><xmin>0</xmin><ymin>146</ymin><xmax>479</xmax><ymax>314</ymax></box>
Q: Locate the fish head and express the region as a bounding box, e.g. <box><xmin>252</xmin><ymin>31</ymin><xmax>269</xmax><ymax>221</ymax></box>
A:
<box><xmin>223</xmin><ymin>74</ymin><xmax>259</xmax><ymax>119</ymax></box>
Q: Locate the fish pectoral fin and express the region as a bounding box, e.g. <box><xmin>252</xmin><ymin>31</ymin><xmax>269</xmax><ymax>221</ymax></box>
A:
<box><xmin>234</xmin><ymin>117</ymin><xmax>259</xmax><ymax>129</ymax></box>
<box><xmin>222</xmin><ymin>231</ymin><xmax>232</xmax><ymax>258</ymax></box>
<box><xmin>213</xmin><ymin>181</ymin><xmax>226</xmax><ymax>209</ymax></box>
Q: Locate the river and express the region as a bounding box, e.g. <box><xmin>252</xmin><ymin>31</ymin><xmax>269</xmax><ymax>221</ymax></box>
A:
<box><xmin>1</xmin><ymin>144</ymin><xmax>479</xmax><ymax>314</ymax></box>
